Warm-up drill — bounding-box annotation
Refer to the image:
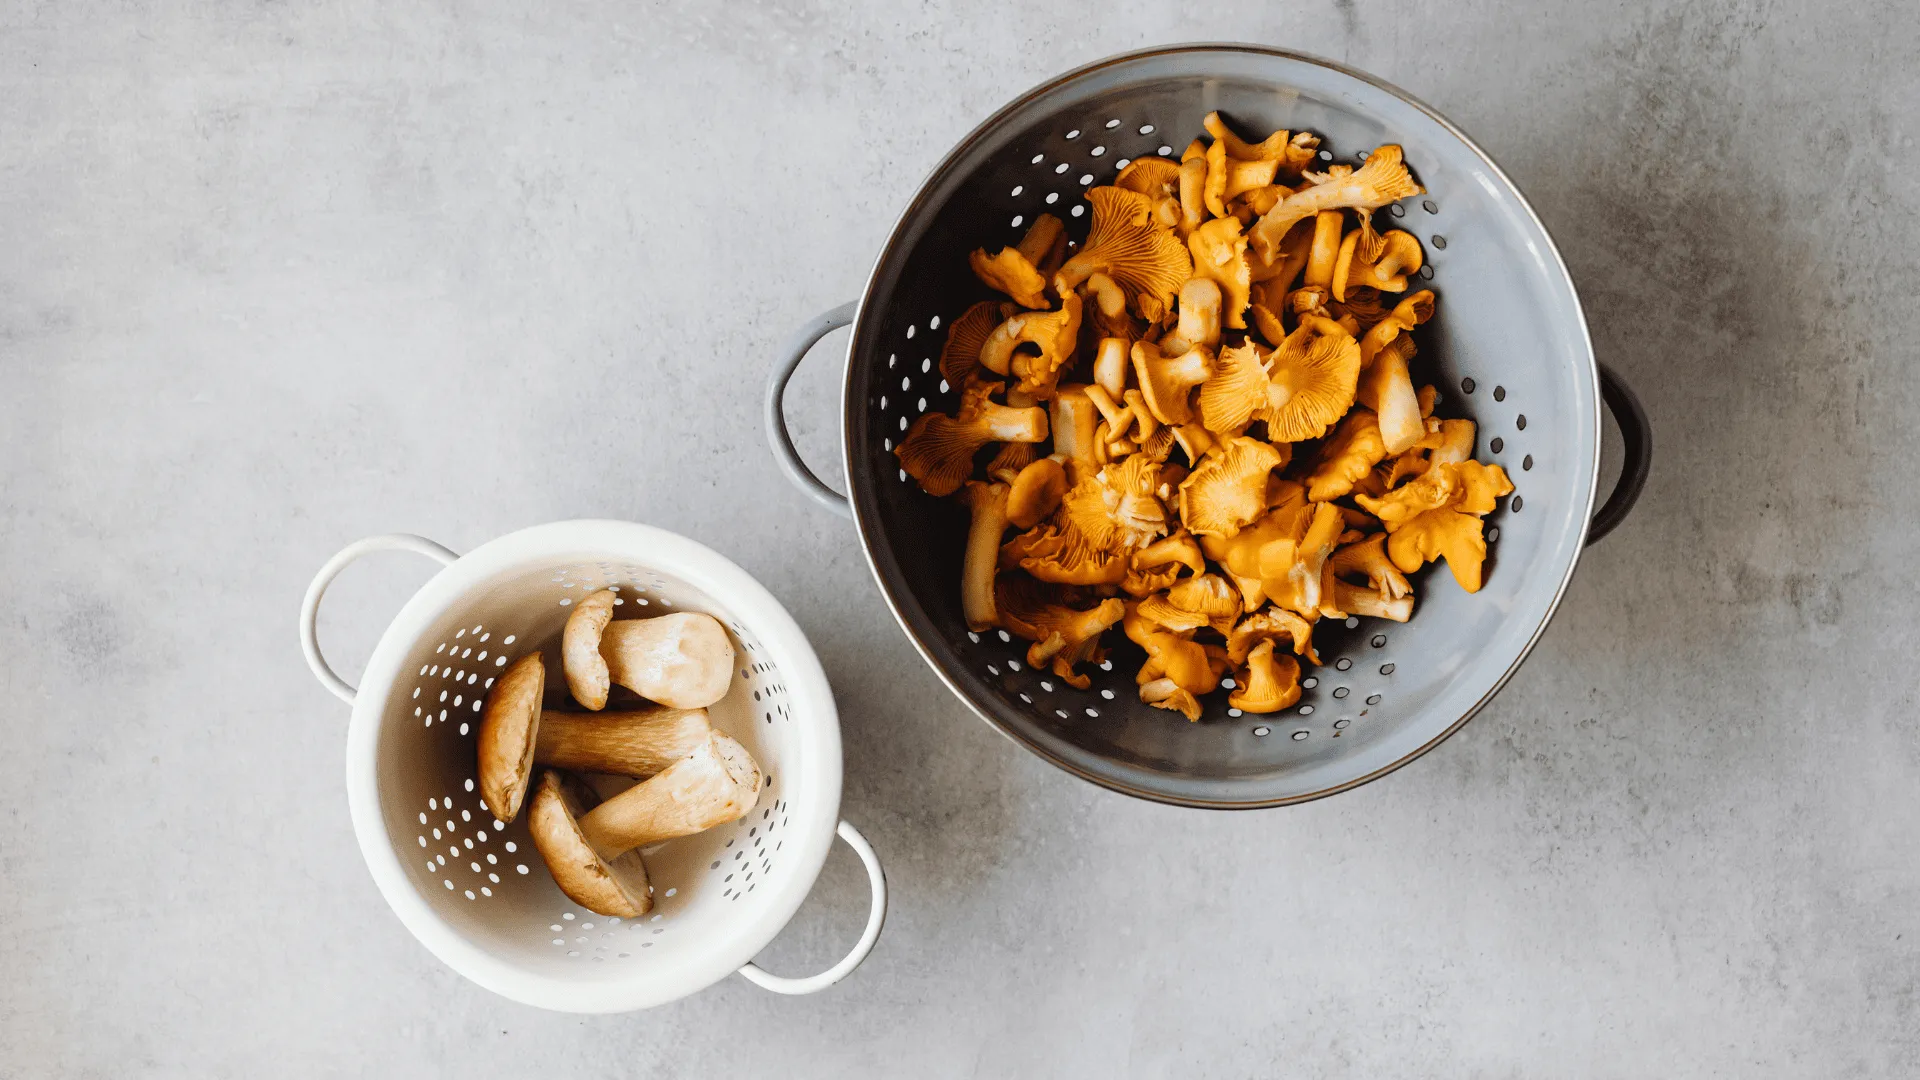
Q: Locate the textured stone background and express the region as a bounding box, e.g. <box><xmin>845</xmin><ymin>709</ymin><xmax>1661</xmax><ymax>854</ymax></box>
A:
<box><xmin>3</xmin><ymin>2</ymin><xmax>1915</xmax><ymax>1076</ymax></box>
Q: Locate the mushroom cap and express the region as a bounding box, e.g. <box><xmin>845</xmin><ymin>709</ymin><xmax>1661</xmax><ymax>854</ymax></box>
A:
<box><xmin>1131</xmin><ymin>340</ymin><xmax>1215</xmax><ymax>427</ymax></box>
<box><xmin>1060</xmin><ymin>454</ymin><xmax>1168</xmax><ymax>553</ymax></box>
<box><xmin>968</xmin><ymin>246</ymin><xmax>1050</xmax><ymax>309</ymax></box>
<box><xmin>477</xmin><ymin>651</ymin><xmax>547</xmax><ymax>822</ymax></box>
<box><xmin>1261</xmin><ymin>316</ymin><xmax>1362</xmax><ymax>443</ymax></box>
<box><xmin>1011</xmin><ymin>523</ymin><xmax>1129</xmax><ymax>586</ymax></box>
<box><xmin>1355</xmin><ymin>457</ymin><xmax>1470</xmax><ymax>530</ymax></box>
<box><xmin>1056</xmin><ymin>187</ymin><xmax>1192</xmax><ymax>316</ymax></box>
<box><xmin>1227</xmin><ymin>639</ymin><xmax>1304</xmax><ymax>713</ymax></box>
<box><xmin>1258</xmin><ymin>502</ymin><xmax>1346</xmax><ymax>617</ymax></box>
<box><xmin>527</xmin><ymin>769</ymin><xmax>653</xmax><ymax>918</ymax></box>
<box><xmin>1006</xmin><ymin>456</ymin><xmax>1069</xmax><ymax>529</ymax></box>
<box><xmin>1227</xmin><ymin>607</ymin><xmax>1320</xmax><ymax>666</ymax></box>
<box><xmin>996</xmin><ymin>574</ymin><xmax>1126</xmax><ymax>684</ymax></box>
<box><xmin>1330</xmin><ymin>534</ymin><xmax>1411</xmax><ymax>599</ymax></box>
<box><xmin>1114</xmin><ymin>156</ymin><xmax>1182</xmax><ymax>198</ymax></box>
<box><xmin>598</xmin><ymin>612</ymin><xmax>736</xmax><ymax>710</ymax></box>
<box><xmin>986</xmin><ymin>439</ymin><xmax>1040</xmax><ymax>483</ymax></box>
<box><xmin>1178</xmin><ymin>436</ymin><xmax>1285</xmax><ymax>538</ymax></box>
<box><xmin>1197</xmin><ymin>341</ymin><xmax>1273</xmax><ymax>435</ymax></box>
<box><xmin>896</xmin><ymin>380</ymin><xmax>1048</xmax><ymax>497</ymax></box>
<box><xmin>1186</xmin><ymin>218</ymin><xmax>1252</xmax><ymax>329</ymax></box>
<box><xmin>938</xmin><ymin>300</ymin><xmax>1003</xmax><ymax>386</ymax></box>
<box><xmin>1305</xmin><ymin>408</ymin><xmax>1389</xmax><ymax>502</ymax></box>
<box><xmin>562</xmin><ymin>588</ymin><xmax>618</xmax><ymax>710</ymax></box>
<box><xmin>1136</xmin><ymin>573</ymin><xmax>1241</xmax><ymax>633</ymax></box>
<box><xmin>1335</xmin><ymin>229</ymin><xmax>1424</xmax><ymax>299</ymax></box>
<box><xmin>1388</xmin><ymin>508</ymin><xmax>1488</xmax><ymax>593</ymax></box>
<box><xmin>1203</xmin><ymin>136</ymin><xmax>1230</xmax><ymax>219</ymax></box>
<box><xmin>1140</xmin><ymin>679</ymin><xmax>1204</xmax><ymax>722</ymax></box>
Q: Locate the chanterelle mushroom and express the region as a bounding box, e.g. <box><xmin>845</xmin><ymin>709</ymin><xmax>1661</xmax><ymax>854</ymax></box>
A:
<box><xmin>979</xmin><ymin>291</ymin><xmax>1083</xmax><ymax>396</ymax></box>
<box><xmin>1178</xmin><ymin>436</ymin><xmax>1285</xmax><ymax>538</ymax></box>
<box><xmin>1356</xmin><ymin>290</ymin><xmax>1437</xmax><ymax>454</ymax></box>
<box><xmin>968</xmin><ymin>214</ymin><xmax>1066</xmax><ymax>309</ymax></box>
<box><xmin>1387</xmin><ymin>509</ymin><xmax>1489</xmax><ymax>593</ymax></box>
<box><xmin>1333</xmin><ymin>229</ymin><xmax>1423</xmax><ymax>300</ymax></box>
<box><xmin>1305</xmin><ymin>407</ymin><xmax>1389</xmax><ymax>502</ymax></box>
<box><xmin>1132</xmin><ymin>339</ymin><xmax>1214</xmax><ymax>427</ymax></box>
<box><xmin>562</xmin><ymin>592</ymin><xmax>736</xmax><ymax>712</ymax></box>
<box><xmin>479</xmin><ymin>652</ymin><xmax>714</xmax><ymax>822</ymax></box>
<box><xmin>529</xmin><ymin>732</ymin><xmax>762</xmax><ymax>917</ymax></box>
<box><xmin>1261</xmin><ymin>315</ymin><xmax>1363</xmax><ymax>442</ymax></box>
<box><xmin>896</xmin><ymin>380</ymin><xmax>1048</xmax><ymax>497</ymax></box>
<box><xmin>996</xmin><ymin>574</ymin><xmax>1126</xmax><ymax>689</ymax></box>
<box><xmin>961</xmin><ymin>480</ymin><xmax>1011</xmax><ymax>631</ymax></box>
<box><xmin>938</xmin><ymin>300</ymin><xmax>1005</xmax><ymax>386</ymax></box>
<box><xmin>1006</xmin><ymin>456</ymin><xmax>1068</xmax><ymax>529</ymax></box>
<box><xmin>1228</xmin><ymin>639</ymin><xmax>1303</xmax><ymax>714</ymax></box>
<box><xmin>1249</xmin><ymin>144</ymin><xmax>1426</xmax><ymax>261</ymax></box>
<box><xmin>1056</xmin><ymin>187</ymin><xmax>1193</xmax><ymax>317</ymax></box>
<box><xmin>1186</xmin><ymin>218</ymin><xmax>1252</xmax><ymax>329</ymax></box>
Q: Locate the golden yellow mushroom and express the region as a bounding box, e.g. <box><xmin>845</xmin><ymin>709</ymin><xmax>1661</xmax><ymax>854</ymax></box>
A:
<box><xmin>1114</xmin><ymin>156</ymin><xmax>1182</xmax><ymax>198</ymax></box>
<box><xmin>995</xmin><ymin>574</ymin><xmax>1126</xmax><ymax>690</ymax></box>
<box><xmin>896</xmin><ymin>381</ymin><xmax>1048</xmax><ymax>498</ymax></box>
<box><xmin>1177</xmin><ymin>435</ymin><xmax>1285</xmax><ymax>538</ymax></box>
<box><xmin>1260</xmin><ymin>315</ymin><xmax>1363</xmax><ymax>442</ymax></box>
<box><xmin>938</xmin><ymin>300</ymin><xmax>1005</xmax><ymax>386</ymax></box>
<box><xmin>1228</xmin><ymin>639</ymin><xmax>1304</xmax><ymax>713</ymax></box>
<box><xmin>1249</xmin><ymin>144</ymin><xmax>1426</xmax><ymax>261</ymax></box>
<box><xmin>1305</xmin><ymin>408</ymin><xmax>1389</xmax><ymax>502</ymax></box>
<box><xmin>1333</xmin><ymin>229</ymin><xmax>1424</xmax><ymax>300</ymax></box>
<box><xmin>1131</xmin><ymin>339</ymin><xmax>1214</xmax><ymax>427</ymax></box>
<box><xmin>1055</xmin><ymin>187</ymin><xmax>1192</xmax><ymax>317</ymax></box>
<box><xmin>1186</xmin><ymin>218</ymin><xmax>1252</xmax><ymax>329</ymax></box>
<box><xmin>1387</xmin><ymin>508</ymin><xmax>1489</xmax><ymax>593</ymax></box>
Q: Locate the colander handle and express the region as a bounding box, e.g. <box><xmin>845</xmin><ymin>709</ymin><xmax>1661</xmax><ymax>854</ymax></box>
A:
<box><xmin>737</xmin><ymin>818</ymin><xmax>887</xmax><ymax>995</ymax></box>
<box><xmin>1589</xmin><ymin>364</ymin><xmax>1652</xmax><ymax>545</ymax></box>
<box><xmin>300</xmin><ymin>534</ymin><xmax>461</xmax><ymax>705</ymax></box>
<box><xmin>765</xmin><ymin>302</ymin><xmax>857</xmax><ymax>518</ymax></box>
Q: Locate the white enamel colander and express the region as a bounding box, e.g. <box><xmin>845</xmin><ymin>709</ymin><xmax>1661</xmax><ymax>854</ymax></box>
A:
<box><xmin>298</xmin><ymin>520</ymin><xmax>886</xmax><ymax>1013</ymax></box>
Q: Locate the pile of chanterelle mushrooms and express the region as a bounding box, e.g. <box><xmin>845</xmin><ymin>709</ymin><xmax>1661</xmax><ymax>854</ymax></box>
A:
<box><xmin>897</xmin><ymin>113</ymin><xmax>1513</xmax><ymax>721</ymax></box>
<box><xmin>476</xmin><ymin>591</ymin><xmax>758</xmax><ymax>917</ymax></box>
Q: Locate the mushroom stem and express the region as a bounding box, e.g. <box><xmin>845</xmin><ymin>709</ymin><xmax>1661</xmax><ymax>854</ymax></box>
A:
<box><xmin>961</xmin><ymin>480</ymin><xmax>1012</xmax><ymax>631</ymax></box>
<box><xmin>576</xmin><ymin>733</ymin><xmax>763</xmax><ymax>859</ymax></box>
<box><xmin>534</xmin><ymin>706</ymin><xmax>714</xmax><ymax>778</ymax></box>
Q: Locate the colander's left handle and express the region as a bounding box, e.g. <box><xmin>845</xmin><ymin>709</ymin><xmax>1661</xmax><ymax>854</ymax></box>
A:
<box><xmin>765</xmin><ymin>301</ymin><xmax>857</xmax><ymax>519</ymax></box>
<box><xmin>300</xmin><ymin>534</ymin><xmax>460</xmax><ymax>705</ymax></box>
<box><xmin>737</xmin><ymin>818</ymin><xmax>887</xmax><ymax>995</ymax></box>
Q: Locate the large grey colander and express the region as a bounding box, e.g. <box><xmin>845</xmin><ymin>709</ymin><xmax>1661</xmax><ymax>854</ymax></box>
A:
<box><xmin>764</xmin><ymin>44</ymin><xmax>1650</xmax><ymax>808</ymax></box>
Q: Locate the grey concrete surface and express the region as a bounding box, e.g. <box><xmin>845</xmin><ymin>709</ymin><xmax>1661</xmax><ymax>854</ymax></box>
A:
<box><xmin>3</xmin><ymin>2</ymin><xmax>1916</xmax><ymax>1076</ymax></box>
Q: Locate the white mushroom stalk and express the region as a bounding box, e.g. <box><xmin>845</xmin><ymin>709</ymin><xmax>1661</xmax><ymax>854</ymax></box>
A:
<box><xmin>478</xmin><ymin>652</ymin><xmax>716</xmax><ymax>822</ymax></box>
<box><xmin>527</xmin><ymin>733</ymin><xmax>763</xmax><ymax>919</ymax></box>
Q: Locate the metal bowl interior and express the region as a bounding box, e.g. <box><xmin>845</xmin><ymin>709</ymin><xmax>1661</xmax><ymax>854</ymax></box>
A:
<box><xmin>842</xmin><ymin>45</ymin><xmax>1598</xmax><ymax>807</ymax></box>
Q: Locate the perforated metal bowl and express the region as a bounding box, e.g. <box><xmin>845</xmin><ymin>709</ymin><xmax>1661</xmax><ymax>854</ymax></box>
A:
<box><xmin>766</xmin><ymin>44</ymin><xmax>1650</xmax><ymax>808</ymax></box>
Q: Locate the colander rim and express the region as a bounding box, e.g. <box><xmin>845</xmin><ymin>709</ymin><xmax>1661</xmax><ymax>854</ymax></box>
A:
<box><xmin>343</xmin><ymin>519</ymin><xmax>845</xmax><ymax>1011</ymax></box>
<box><xmin>837</xmin><ymin>42</ymin><xmax>1602</xmax><ymax>809</ymax></box>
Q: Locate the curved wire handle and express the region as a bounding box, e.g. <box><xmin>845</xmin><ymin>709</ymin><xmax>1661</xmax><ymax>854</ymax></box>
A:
<box><xmin>1588</xmin><ymin>364</ymin><xmax>1651</xmax><ymax>545</ymax></box>
<box><xmin>737</xmin><ymin>819</ymin><xmax>888</xmax><ymax>995</ymax></box>
<box><xmin>764</xmin><ymin>302</ymin><xmax>857</xmax><ymax>518</ymax></box>
<box><xmin>300</xmin><ymin>534</ymin><xmax>459</xmax><ymax>704</ymax></box>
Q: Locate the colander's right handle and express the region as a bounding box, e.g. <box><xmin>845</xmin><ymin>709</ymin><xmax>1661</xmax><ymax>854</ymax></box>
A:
<box><xmin>1589</xmin><ymin>364</ymin><xmax>1652</xmax><ymax>545</ymax></box>
<box><xmin>737</xmin><ymin>818</ymin><xmax>887</xmax><ymax>995</ymax></box>
<box><xmin>300</xmin><ymin>534</ymin><xmax>460</xmax><ymax>705</ymax></box>
<box><xmin>765</xmin><ymin>302</ymin><xmax>857</xmax><ymax>518</ymax></box>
